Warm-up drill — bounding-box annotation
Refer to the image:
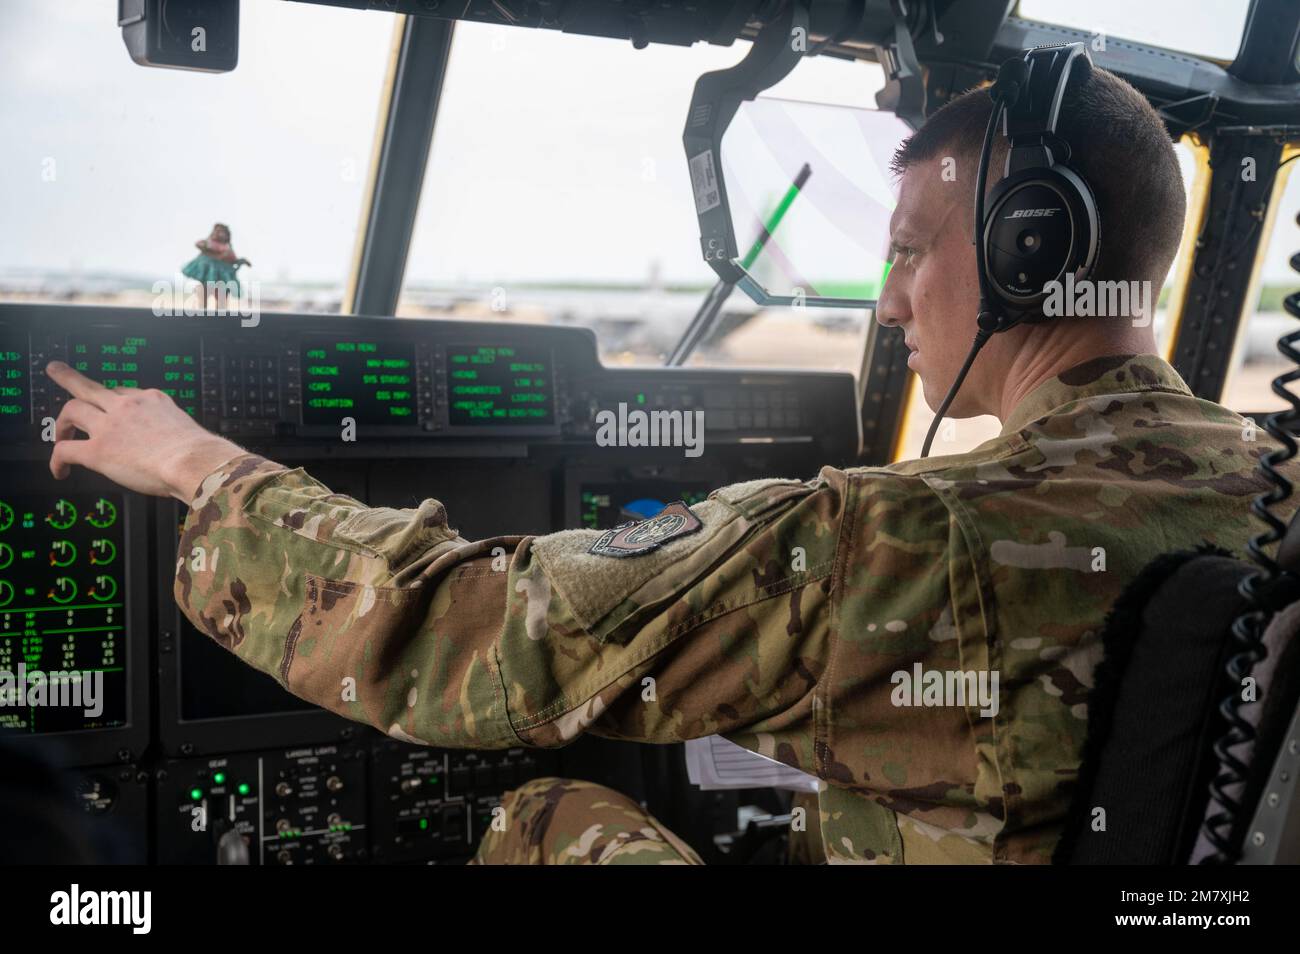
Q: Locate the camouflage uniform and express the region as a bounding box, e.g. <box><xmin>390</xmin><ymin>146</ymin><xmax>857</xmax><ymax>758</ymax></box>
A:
<box><xmin>175</xmin><ymin>354</ymin><xmax>1289</xmax><ymax>863</ymax></box>
<box><xmin>471</xmin><ymin>777</ymin><xmax>702</xmax><ymax>865</ymax></box>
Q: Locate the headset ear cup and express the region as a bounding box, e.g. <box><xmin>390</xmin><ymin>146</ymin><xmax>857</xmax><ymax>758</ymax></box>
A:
<box><xmin>981</xmin><ymin>165</ymin><xmax>1099</xmax><ymax>316</ymax></box>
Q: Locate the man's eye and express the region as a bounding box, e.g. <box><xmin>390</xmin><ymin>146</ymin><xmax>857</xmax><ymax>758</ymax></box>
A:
<box><xmin>891</xmin><ymin>245</ymin><xmax>919</xmax><ymax>267</ymax></box>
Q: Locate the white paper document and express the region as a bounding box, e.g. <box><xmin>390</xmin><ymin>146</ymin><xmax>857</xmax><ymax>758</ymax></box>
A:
<box><xmin>685</xmin><ymin>735</ymin><xmax>822</xmax><ymax>793</ymax></box>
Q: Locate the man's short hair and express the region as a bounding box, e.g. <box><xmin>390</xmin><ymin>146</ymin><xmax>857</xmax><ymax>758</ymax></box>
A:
<box><xmin>890</xmin><ymin>65</ymin><xmax>1186</xmax><ymax>287</ymax></box>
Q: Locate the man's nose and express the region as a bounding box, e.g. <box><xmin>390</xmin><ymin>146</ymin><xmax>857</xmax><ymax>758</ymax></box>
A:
<box><xmin>875</xmin><ymin>266</ymin><xmax>908</xmax><ymax>328</ymax></box>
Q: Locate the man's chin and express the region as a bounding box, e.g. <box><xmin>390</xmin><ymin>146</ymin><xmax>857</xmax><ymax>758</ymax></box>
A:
<box><xmin>921</xmin><ymin>377</ymin><xmax>970</xmax><ymax>417</ymax></box>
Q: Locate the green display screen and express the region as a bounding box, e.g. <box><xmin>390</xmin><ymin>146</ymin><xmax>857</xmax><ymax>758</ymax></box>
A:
<box><xmin>0</xmin><ymin>493</ymin><xmax>128</xmax><ymax>734</ymax></box>
<box><xmin>69</xmin><ymin>331</ymin><xmax>198</xmax><ymax>417</ymax></box>
<box><xmin>446</xmin><ymin>345</ymin><xmax>552</xmax><ymax>426</ymax></box>
<box><xmin>300</xmin><ymin>339</ymin><xmax>418</xmax><ymax>426</ymax></box>
<box><xmin>0</xmin><ymin>329</ymin><xmax>27</xmax><ymax>424</ymax></box>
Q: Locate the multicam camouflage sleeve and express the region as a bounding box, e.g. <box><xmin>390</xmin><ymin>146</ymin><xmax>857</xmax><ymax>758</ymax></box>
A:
<box><xmin>174</xmin><ymin>355</ymin><xmax>1273</xmax><ymax>864</ymax></box>
<box><xmin>174</xmin><ymin>454</ymin><xmax>842</xmax><ymax>758</ymax></box>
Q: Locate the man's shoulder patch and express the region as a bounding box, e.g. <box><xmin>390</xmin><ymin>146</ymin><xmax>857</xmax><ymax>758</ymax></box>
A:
<box><xmin>588</xmin><ymin>501</ymin><xmax>703</xmax><ymax>558</ymax></box>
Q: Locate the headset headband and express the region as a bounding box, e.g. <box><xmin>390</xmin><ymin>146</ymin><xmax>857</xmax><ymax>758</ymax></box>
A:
<box><xmin>1003</xmin><ymin>44</ymin><xmax>1093</xmax><ymax>175</ymax></box>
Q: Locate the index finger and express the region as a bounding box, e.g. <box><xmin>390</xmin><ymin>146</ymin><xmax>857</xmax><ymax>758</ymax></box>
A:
<box><xmin>46</xmin><ymin>361</ymin><xmax>116</xmax><ymax>410</ymax></box>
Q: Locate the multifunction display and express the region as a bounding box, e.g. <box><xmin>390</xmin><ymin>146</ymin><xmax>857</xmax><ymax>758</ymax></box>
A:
<box><xmin>300</xmin><ymin>338</ymin><xmax>419</xmax><ymax>426</ymax></box>
<box><xmin>71</xmin><ymin>330</ymin><xmax>199</xmax><ymax>418</ymax></box>
<box><xmin>579</xmin><ymin>482</ymin><xmax>711</xmax><ymax>531</ymax></box>
<box><xmin>0</xmin><ymin>328</ymin><xmax>26</xmax><ymax>426</ymax></box>
<box><xmin>445</xmin><ymin>345</ymin><xmax>553</xmax><ymax>426</ymax></box>
<box><xmin>0</xmin><ymin>493</ymin><xmax>128</xmax><ymax>734</ymax></box>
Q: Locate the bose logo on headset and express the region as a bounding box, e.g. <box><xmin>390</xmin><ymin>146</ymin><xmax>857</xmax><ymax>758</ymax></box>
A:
<box><xmin>1004</xmin><ymin>208</ymin><xmax>1060</xmax><ymax>219</ymax></box>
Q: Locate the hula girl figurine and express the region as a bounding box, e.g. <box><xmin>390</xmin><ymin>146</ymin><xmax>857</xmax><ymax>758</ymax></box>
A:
<box><xmin>181</xmin><ymin>223</ymin><xmax>251</xmax><ymax>310</ymax></box>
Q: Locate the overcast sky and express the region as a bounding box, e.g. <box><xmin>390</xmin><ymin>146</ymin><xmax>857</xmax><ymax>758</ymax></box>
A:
<box><xmin>1</xmin><ymin>0</ymin><xmax>1294</xmax><ymax>288</ymax></box>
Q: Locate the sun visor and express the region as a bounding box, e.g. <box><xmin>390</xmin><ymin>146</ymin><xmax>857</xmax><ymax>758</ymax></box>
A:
<box><xmin>682</xmin><ymin>3</ymin><xmax>909</xmax><ymax>310</ymax></box>
<box><xmin>718</xmin><ymin>97</ymin><xmax>909</xmax><ymax>308</ymax></box>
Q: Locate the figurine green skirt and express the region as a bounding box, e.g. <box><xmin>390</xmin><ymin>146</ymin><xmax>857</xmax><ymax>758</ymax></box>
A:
<box><xmin>181</xmin><ymin>254</ymin><xmax>240</xmax><ymax>295</ymax></box>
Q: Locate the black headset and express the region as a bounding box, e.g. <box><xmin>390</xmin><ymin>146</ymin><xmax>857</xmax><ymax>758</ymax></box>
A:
<box><xmin>921</xmin><ymin>42</ymin><xmax>1100</xmax><ymax>457</ymax></box>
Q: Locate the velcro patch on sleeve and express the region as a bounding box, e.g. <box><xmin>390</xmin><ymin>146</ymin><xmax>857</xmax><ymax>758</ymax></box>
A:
<box><xmin>588</xmin><ymin>501</ymin><xmax>703</xmax><ymax>558</ymax></box>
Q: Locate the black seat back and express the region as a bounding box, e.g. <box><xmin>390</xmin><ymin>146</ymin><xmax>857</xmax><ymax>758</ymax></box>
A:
<box><xmin>1055</xmin><ymin>548</ymin><xmax>1254</xmax><ymax>863</ymax></box>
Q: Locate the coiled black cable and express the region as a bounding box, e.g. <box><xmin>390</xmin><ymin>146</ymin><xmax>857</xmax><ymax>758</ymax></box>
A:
<box><xmin>1199</xmin><ymin>213</ymin><xmax>1300</xmax><ymax>863</ymax></box>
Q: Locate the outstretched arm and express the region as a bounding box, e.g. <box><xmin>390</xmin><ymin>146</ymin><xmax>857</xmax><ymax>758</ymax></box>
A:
<box><xmin>46</xmin><ymin>361</ymin><xmax>835</xmax><ymax>760</ymax></box>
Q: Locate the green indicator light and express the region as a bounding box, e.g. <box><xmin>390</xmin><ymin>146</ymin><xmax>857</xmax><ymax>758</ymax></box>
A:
<box><xmin>213</xmin><ymin>772</ymin><xmax>226</xmax><ymax>784</ymax></box>
<box><xmin>238</xmin><ymin>783</ymin><xmax>251</xmax><ymax>796</ymax></box>
<box><xmin>419</xmin><ymin>818</ymin><xmax>429</xmax><ymax>830</ymax></box>
<box><xmin>636</xmin><ymin>393</ymin><xmax>646</xmax><ymax>404</ymax></box>
<box><xmin>190</xmin><ymin>788</ymin><xmax>203</xmax><ymax>801</ymax></box>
